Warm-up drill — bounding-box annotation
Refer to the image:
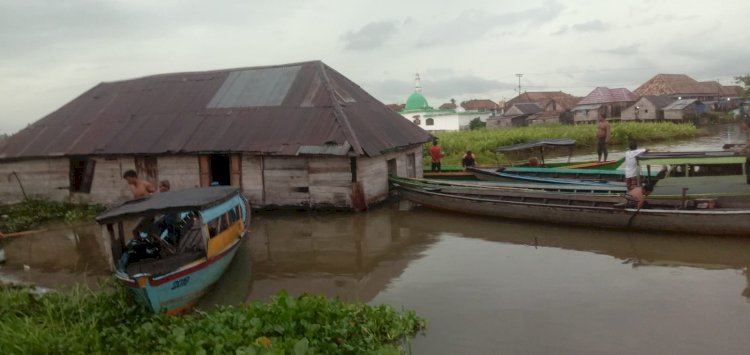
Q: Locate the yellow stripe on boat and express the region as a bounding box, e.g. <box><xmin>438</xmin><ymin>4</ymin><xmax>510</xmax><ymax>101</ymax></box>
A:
<box><xmin>207</xmin><ymin>221</ymin><xmax>244</xmax><ymax>258</ymax></box>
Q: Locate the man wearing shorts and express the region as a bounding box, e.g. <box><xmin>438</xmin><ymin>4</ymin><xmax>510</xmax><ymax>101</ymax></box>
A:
<box><xmin>596</xmin><ymin>113</ymin><xmax>611</xmax><ymax>162</ymax></box>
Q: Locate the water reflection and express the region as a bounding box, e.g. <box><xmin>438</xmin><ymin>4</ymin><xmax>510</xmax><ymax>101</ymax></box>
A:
<box><xmin>3</xmin><ymin>202</ymin><xmax>750</xmax><ymax>353</ymax></box>
<box><xmin>0</xmin><ymin>224</ymin><xmax>109</xmax><ymax>289</ymax></box>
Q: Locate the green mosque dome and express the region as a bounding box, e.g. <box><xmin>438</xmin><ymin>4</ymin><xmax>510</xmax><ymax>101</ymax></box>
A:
<box><xmin>404</xmin><ymin>92</ymin><xmax>431</xmax><ymax>112</ymax></box>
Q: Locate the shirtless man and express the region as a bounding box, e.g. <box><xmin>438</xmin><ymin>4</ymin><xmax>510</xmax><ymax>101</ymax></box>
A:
<box><xmin>596</xmin><ymin>113</ymin><xmax>611</xmax><ymax>162</ymax></box>
<box><xmin>123</xmin><ymin>170</ymin><xmax>155</xmax><ymax>198</ymax></box>
<box><xmin>626</xmin><ymin>184</ymin><xmax>654</xmax><ymax>209</ymax></box>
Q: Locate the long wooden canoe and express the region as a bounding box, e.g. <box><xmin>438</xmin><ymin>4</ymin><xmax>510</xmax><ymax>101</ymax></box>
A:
<box><xmin>393</xmin><ymin>180</ymin><xmax>750</xmax><ymax>236</ymax></box>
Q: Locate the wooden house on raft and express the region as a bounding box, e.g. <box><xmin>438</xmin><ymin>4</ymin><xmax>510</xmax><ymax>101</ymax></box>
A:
<box><xmin>0</xmin><ymin>61</ymin><xmax>432</xmax><ymax>209</ymax></box>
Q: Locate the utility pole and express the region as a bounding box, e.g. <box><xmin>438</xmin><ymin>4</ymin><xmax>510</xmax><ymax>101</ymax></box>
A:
<box><xmin>515</xmin><ymin>73</ymin><xmax>523</xmax><ymax>95</ymax></box>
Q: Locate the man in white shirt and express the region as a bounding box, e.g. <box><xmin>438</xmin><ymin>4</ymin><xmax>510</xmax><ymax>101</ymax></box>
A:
<box><xmin>624</xmin><ymin>141</ymin><xmax>647</xmax><ymax>190</ymax></box>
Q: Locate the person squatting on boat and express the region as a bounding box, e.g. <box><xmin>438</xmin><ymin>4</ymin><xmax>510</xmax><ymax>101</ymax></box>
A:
<box><xmin>123</xmin><ymin>170</ymin><xmax>156</xmax><ymax>198</ymax></box>
<box><xmin>625</xmin><ymin>184</ymin><xmax>654</xmax><ymax>209</ymax></box>
<box><xmin>624</xmin><ymin>141</ymin><xmax>647</xmax><ymax>190</ymax></box>
<box><xmin>596</xmin><ymin>113</ymin><xmax>611</xmax><ymax>162</ymax></box>
<box><xmin>462</xmin><ymin>150</ymin><xmax>477</xmax><ymax>169</ymax></box>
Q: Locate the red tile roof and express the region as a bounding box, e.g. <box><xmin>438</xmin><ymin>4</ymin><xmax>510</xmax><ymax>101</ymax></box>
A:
<box><xmin>0</xmin><ymin>61</ymin><xmax>431</xmax><ymax>160</ymax></box>
<box><xmin>505</xmin><ymin>91</ymin><xmax>581</xmax><ymax>112</ymax></box>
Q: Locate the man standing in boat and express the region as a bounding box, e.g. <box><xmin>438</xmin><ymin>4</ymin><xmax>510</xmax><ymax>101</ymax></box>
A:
<box><xmin>596</xmin><ymin>113</ymin><xmax>611</xmax><ymax>162</ymax></box>
<box><xmin>123</xmin><ymin>170</ymin><xmax>156</xmax><ymax>198</ymax></box>
<box><xmin>429</xmin><ymin>139</ymin><xmax>444</xmax><ymax>172</ymax></box>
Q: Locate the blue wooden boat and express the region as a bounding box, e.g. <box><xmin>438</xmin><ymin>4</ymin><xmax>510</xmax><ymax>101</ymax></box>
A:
<box><xmin>96</xmin><ymin>186</ymin><xmax>249</xmax><ymax>314</ymax></box>
<box><xmin>467</xmin><ymin>166</ymin><xmax>627</xmax><ymax>186</ymax></box>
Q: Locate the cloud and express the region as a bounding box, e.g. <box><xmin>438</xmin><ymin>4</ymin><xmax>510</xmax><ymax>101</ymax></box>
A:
<box><xmin>600</xmin><ymin>44</ymin><xmax>640</xmax><ymax>56</ymax></box>
<box><xmin>571</xmin><ymin>20</ymin><xmax>609</xmax><ymax>32</ymax></box>
<box><xmin>340</xmin><ymin>20</ymin><xmax>400</xmax><ymax>51</ymax></box>
<box><xmin>415</xmin><ymin>0</ymin><xmax>565</xmax><ymax>47</ymax></box>
<box><xmin>551</xmin><ymin>25</ymin><xmax>568</xmax><ymax>35</ymax></box>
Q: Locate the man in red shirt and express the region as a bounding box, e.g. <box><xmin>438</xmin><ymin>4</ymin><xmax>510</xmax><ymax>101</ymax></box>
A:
<box><xmin>429</xmin><ymin>140</ymin><xmax>443</xmax><ymax>172</ymax></box>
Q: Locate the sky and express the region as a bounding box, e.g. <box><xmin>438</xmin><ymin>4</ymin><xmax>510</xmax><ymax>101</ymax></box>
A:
<box><xmin>1</xmin><ymin>0</ymin><xmax>749</xmax><ymax>134</ymax></box>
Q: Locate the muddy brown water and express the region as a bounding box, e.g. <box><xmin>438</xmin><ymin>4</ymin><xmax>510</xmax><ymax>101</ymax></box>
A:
<box><xmin>2</xmin><ymin>124</ymin><xmax>750</xmax><ymax>354</ymax></box>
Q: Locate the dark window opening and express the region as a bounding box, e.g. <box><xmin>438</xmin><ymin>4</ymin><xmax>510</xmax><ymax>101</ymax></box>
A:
<box><xmin>688</xmin><ymin>163</ymin><xmax>743</xmax><ymax>177</ymax></box>
<box><xmin>426</xmin><ymin>118</ymin><xmax>435</xmax><ymax>126</ymax></box>
<box><xmin>387</xmin><ymin>159</ymin><xmax>397</xmax><ymax>176</ymax></box>
<box><xmin>70</xmin><ymin>158</ymin><xmax>95</xmax><ymax>193</ymax></box>
<box><xmin>209</xmin><ymin>154</ymin><xmax>231</xmax><ymax>186</ymax></box>
<box><xmin>350</xmin><ymin>157</ymin><xmax>358</xmax><ymax>182</ymax></box>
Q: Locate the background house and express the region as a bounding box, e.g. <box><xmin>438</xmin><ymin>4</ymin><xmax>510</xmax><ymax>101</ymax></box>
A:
<box><xmin>663</xmin><ymin>99</ymin><xmax>705</xmax><ymax>121</ymax></box>
<box><xmin>621</xmin><ymin>95</ymin><xmax>675</xmax><ymax>121</ymax></box>
<box><xmin>634</xmin><ymin>74</ymin><xmax>743</xmax><ymax>110</ymax></box>
<box><xmin>572</xmin><ymin>87</ymin><xmax>637</xmax><ymax>123</ymax></box>
<box><xmin>0</xmin><ymin>61</ymin><xmax>431</xmax><ymax>209</ymax></box>
<box><xmin>504</xmin><ymin>91</ymin><xmax>580</xmax><ymax>124</ymax></box>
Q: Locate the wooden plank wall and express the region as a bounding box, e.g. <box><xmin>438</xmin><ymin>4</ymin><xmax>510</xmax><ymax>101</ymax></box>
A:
<box><xmin>158</xmin><ymin>155</ymin><xmax>200</xmax><ymax>191</ymax></box>
<box><xmin>309</xmin><ymin>158</ymin><xmax>352</xmax><ymax>208</ymax></box>
<box><xmin>241</xmin><ymin>155</ymin><xmax>263</xmax><ymax>206</ymax></box>
<box><xmin>358</xmin><ymin>146</ymin><xmax>423</xmax><ymax>205</ymax></box>
<box><xmin>263</xmin><ymin>157</ymin><xmax>311</xmax><ymax>206</ymax></box>
<box><xmin>0</xmin><ymin>158</ymin><xmax>69</xmax><ymax>204</ymax></box>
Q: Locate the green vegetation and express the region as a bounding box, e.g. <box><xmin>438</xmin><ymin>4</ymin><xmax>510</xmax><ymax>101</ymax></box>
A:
<box><xmin>0</xmin><ymin>281</ymin><xmax>426</xmax><ymax>354</ymax></box>
<box><xmin>426</xmin><ymin>122</ymin><xmax>700</xmax><ymax>167</ymax></box>
<box><xmin>0</xmin><ymin>199</ymin><xmax>106</xmax><ymax>234</ymax></box>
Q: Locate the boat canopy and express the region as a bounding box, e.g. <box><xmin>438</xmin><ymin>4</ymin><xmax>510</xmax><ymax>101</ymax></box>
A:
<box><xmin>495</xmin><ymin>139</ymin><xmax>576</xmax><ymax>152</ymax></box>
<box><xmin>96</xmin><ymin>186</ymin><xmax>239</xmax><ymax>224</ymax></box>
<box><xmin>637</xmin><ymin>151</ymin><xmax>744</xmax><ymax>166</ymax></box>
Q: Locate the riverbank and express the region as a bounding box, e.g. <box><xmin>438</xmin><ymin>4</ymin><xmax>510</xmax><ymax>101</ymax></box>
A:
<box><xmin>0</xmin><ymin>199</ymin><xmax>105</xmax><ymax>235</ymax></box>
<box><xmin>426</xmin><ymin>122</ymin><xmax>701</xmax><ymax>167</ymax></box>
<box><xmin>0</xmin><ymin>280</ymin><xmax>425</xmax><ymax>354</ymax></box>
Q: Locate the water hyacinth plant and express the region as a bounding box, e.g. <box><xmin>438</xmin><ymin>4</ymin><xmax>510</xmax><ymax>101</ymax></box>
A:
<box><xmin>425</xmin><ymin>122</ymin><xmax>700</xmax><ymax>167</ymax></box>
<box><xmin>0</xmin><ymin>280</ymin><xmax>426</xmax><ymax>354</ymax></box>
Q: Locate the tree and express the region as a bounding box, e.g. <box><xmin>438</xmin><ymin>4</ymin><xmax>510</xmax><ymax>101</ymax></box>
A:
<box><xmin>734</xmin><ymin>74</ymin><xmax>750</xmax><ymax>97</ymax></box>
<box><xmin>469</xmin><ymin>117</ymin><xmax>486</xmax><ymax>130</ymax></box>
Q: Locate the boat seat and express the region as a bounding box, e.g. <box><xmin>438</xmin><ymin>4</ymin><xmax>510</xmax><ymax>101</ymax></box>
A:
<box><xmin>125</xmin><ymin>251</ymin><xmax>205</xmax><ymax>277</ymax></box>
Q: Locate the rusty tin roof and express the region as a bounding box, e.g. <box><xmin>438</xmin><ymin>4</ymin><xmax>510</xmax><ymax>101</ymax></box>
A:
<box><xmin>0</xmin><ymin>61</ymin><xmax>431</xmax><ymax>160</ymax></box>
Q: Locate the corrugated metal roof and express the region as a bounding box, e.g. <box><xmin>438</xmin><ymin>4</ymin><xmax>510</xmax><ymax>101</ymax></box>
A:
<box><xmin>663</xmin><ymin>99</ymin><xmax>697</xmax><ymax>110</ymax></box>
<box><xmin>577</xmin><ymin>87</ymin><xmax>637</xmax><ymax>105</ymax></box>
<box><xmin>207</xmin><ymin>65</ymin><xmax>301</xmax><ymax>108</ymax></box>
<box><xmin>0</xmin><ymin>61</ymin><xmax>431</xmax><ymax>160</ymax></box>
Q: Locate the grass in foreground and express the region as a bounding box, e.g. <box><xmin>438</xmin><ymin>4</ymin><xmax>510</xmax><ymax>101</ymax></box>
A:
<box><xmin>426</xmin><ymin>122</ymin><xmax>700</xmax><ymax>167</ymax></box>
<box><xmin>0</xmin><ymin>280</ymin><xmax>426</xmax><ymax>354</ymax></box>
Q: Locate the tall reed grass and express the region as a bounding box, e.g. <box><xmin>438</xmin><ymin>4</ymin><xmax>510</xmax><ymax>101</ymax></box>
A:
<box><xmin>425</xmin><ymin>122</ymin><xmax>700</xmax><ymax>167</ymax></box>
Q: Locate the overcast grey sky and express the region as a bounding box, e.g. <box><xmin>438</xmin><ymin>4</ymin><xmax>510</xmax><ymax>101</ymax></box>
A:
<box><xmin>1</xmin><ymin>0</ymin><xmax>748</xmax><ymax>134</ymax></box>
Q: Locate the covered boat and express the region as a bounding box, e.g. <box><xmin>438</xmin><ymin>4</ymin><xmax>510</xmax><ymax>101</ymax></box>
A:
<box><xmin>637</xmin><ymin>151</ymin><xmax>750</xmax><ymax>207</ymax></box>
<box><xmin>392</xmin><ymin>179</ymin><xmax>750</xmax><ymax>236</ymax></box>
<box><xmin>96</xmin><ymin>186</ymin><xmax>249</xmax><ymax>314</ymax></box>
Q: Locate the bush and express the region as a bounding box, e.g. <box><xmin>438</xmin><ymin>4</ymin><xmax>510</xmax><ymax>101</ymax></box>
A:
<box><xmin>0</xmin><ymin>199</ymin><xmax>106</xmax><ymax>233</ymax></box>
<box><xmin>0</xmin><ymin>281</ymin><xmax>426</xmax><ymax>354</ymax></box>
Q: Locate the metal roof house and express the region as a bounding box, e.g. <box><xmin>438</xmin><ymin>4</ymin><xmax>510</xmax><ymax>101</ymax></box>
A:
<box><xmin>0</xmin><ymin>61</ymin><xmax>431</xmax><ymax>209</ymax></box>
<box><xmin>572</xmin><ymin>87</ymin><xmax>637</xmax><ymax>123</ymax></box>
<box><xmin>620</xmin><ymin>95</ymin><xmax>675</xmax><ymax>121</ymax></box>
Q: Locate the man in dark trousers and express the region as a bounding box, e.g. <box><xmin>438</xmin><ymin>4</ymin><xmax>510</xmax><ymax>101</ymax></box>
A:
<box><xmin>429</xmin><ymin>140</ymin><xmax>443</xmax><ymax>172</ymax></box>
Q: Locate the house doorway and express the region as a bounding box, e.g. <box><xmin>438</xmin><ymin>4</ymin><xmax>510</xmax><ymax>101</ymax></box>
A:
<box><xmin>209</xmin><ymin>154</ymin><xmax>231</xmax><ymax>186</ymax></box>
<box><xmin>200</xmin><ymin>154</ymin><xmax>241</xmax><ymax>187</ymax></box>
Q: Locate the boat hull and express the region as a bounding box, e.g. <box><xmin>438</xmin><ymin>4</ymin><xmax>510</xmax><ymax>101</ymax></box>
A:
<box><xmin>469</xmin><ymin>167</ymin><xmax>626</xmax><ymax>186</ymax></box>
<box><xmin>398</xmin><ymin>185</ymin><xmax>750</xmax><ymax>236</ymax></box>
<box><xmin>117</xmin><ymin>239</ymin><xmax>242</xmax><ymax>314</ymax></box>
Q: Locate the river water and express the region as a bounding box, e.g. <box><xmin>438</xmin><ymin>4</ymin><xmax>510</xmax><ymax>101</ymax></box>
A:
<box><xmin>2</xmin><ymin>124</ymin><xmax>750</xmax><ymax>354</ymax></box>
